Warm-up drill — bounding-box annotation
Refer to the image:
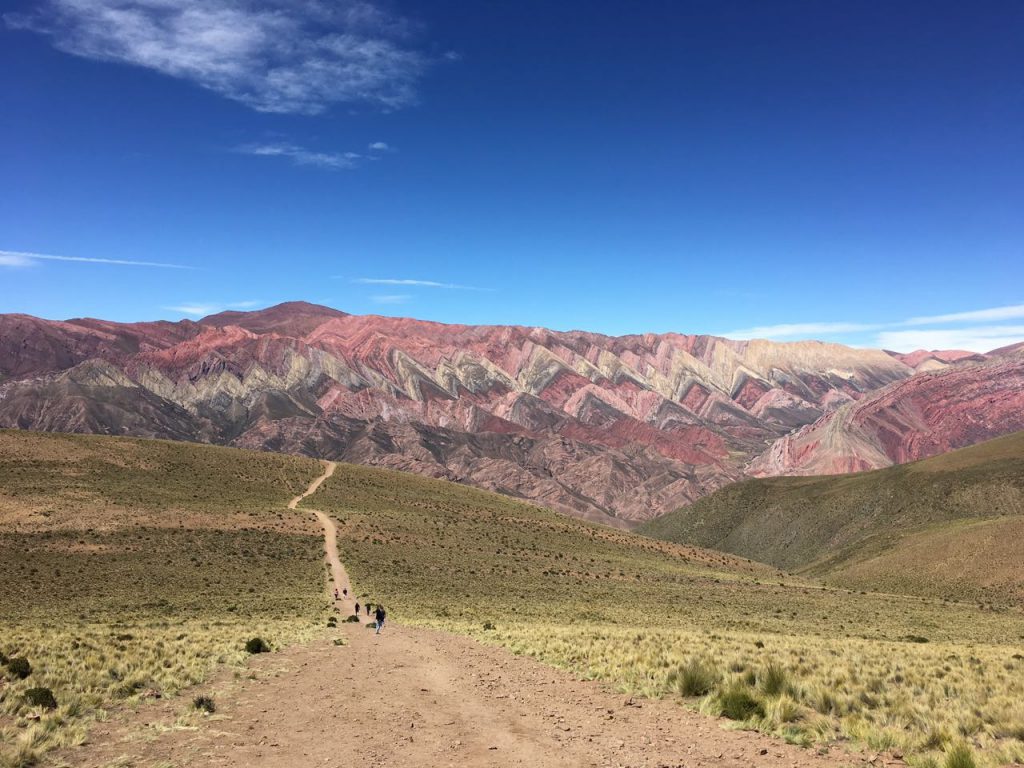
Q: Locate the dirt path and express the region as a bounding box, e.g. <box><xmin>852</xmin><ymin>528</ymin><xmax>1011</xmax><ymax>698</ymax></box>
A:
<box><xmin>289</xmin><ymin>461</ymin><xmax>352</xmax><ymax>609</ymax></box>
<box><xmin>63</xmin><ymin>464</ymin><xmax>886</xmax><ymax>768</ymax></box>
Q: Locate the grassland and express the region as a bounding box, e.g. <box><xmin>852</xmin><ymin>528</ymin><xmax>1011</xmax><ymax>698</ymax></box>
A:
<box><xmin>640</xmin><ymin>431</ymin><xmax>1024</xmax><ymax>605</ymax></box>
<box><xmin>0</xmin><ymin>430</ymin><xmax>327</xmax><ymax>767</ymax></box>
<box><xmin>308</xmin><ymin>460</ymin><xmax>1024</xmax><ymax>768</ymax></box>
<box><xmin>3</xmin><ymin>429</ymin><xmax>1024</xmax><ymax>768</ymax></box>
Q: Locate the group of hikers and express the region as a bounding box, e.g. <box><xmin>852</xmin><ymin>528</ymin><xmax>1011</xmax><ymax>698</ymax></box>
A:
<box><xmin>334</xmin><ymin>586</ymin><xmax>386</xmax><ymax>634</ymax></box>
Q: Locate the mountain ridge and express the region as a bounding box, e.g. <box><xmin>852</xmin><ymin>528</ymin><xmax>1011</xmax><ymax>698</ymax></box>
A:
<box><xmin>1</xmin><ymin>301</ymin><xmax>1021</xmax><ymax>526</ymax></box>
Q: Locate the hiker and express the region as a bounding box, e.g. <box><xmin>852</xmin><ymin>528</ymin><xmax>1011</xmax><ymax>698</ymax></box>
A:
<box><xmin>333</xmin><ymin>588</ymin><xmax>339</xmax><ymax>601</ymax></box>
<box><xmin>374</xmin><ymin>605</ymin><xmax>386</xmax><ymax>634</ymax></box>
<box><xmin>365</xmin><ymin>603</ymin><xmax>371</xmax><ymax>616</ymax></box>
<box><xmin>355</xmin><ymin>601</ymin><xmax>360</xmax><ymax>615</ymax></box>
<box><xmin>343</xmin><ymin>587</ymin><xmax>348</xmax><ymax>598</ymax></box>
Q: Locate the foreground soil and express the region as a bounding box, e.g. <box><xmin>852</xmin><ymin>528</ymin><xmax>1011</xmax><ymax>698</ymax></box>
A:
<box><xmin>66</xmin><ymin>620</ymin><xmax>885</xmax><ymax>768</ymax></box>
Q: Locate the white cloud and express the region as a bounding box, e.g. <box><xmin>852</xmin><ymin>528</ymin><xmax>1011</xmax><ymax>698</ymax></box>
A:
<box><xmin>237</xmin><ymin>143</ymin><xmax>359</xmax><ymax>169</ymax></box>
<box><xmin>370</xmin><ymin>294</ymin><xmax>410</xmax><ymax>304</ymax></box>
<box><xmin>6</xmin><ymin>0</ymin><xmax>428</xmax><ymax>115</ymax></box>
<box><xmin>368</xmin><ymin>141</ymin><xmax>391</xmax><ymax>151</ymax></box>
<box><xmin>876</xmin><ymin>326</ymin><xmax>1024</xmax><ymax>354</ymax></box>
<box><xmin>902</xmin><ymin>304</ymin><xmax>1024</xmax><ymax>326</ymax></box>
<box><xmin>724</xmin><ymin>302</ymin><xmax>1024</xmax><ymax>353</ymax></box>
<box><xmin>352</xmin><ymin>277</ymin><xmax>488</xmax><ymax>290</ymax></box>
<box><xmin>723</xmin><ymin>322</ymin><xmax>883</xmax><ymax>340</ymax></box>
<box><xmin>164</xmin><ymin>300</ymin><xmax>262</xmax><ymax>317</ymax></box>
<box><xmin>0</xmin><ymin>252</ymin><xmax>34</xmax><ymax>267</ymax></box>
<box><xmin>1</xmin><ymin>249</ymin><xmax>192</xmax><ymax>268</ymax></box>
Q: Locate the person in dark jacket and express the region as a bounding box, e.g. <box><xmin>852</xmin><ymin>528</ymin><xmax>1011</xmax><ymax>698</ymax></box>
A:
<box><xmin>374</xmin><ymin>605</ymin><xmax>386</xmax><ymax>634</ymax></box>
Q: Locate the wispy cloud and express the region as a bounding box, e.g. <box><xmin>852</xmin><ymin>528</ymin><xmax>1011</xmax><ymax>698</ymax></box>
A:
<box><xmin>724</xmin><ymin>322</ymin><xmax>883</xmax><ymax>339</ymax></box>
<box><xmin>351</xmin><ymin>277</ymin><xmax>489</xmax><ymax>290</ymax></box>
<box><xmin>164</xmin><ymin>300</ymin><xmax>262</xmax><ymax>317</ymax></box>
<box><xmin>723</xmin><ymin>303</ymin><xmax>1024</xmax><ymax>353</ymax></box>
<box><xmin>1</xmin><ymin>249</ymin><xmax>193</xmax><ymax>269</ymax></box>
<box><xmin>236</xmin><ymin>143</ymin><xmax>361</xmax><ymax>170</ymax></box>
<box><xmin>5</xmin><ymin>1</ymin><xmax>429</xmax><ymax>115</ymax></box>
<box><xmin>370</xmin><ymin>294</ymin><xmax>410</xmax><ymax>304</ymax></box>
<box><xmin>903</xmin><ymin>304</ymin><xmax>1024</xmax><ymax>326</ymax></box>
<box><xmin>876</xmin><ymin>326</ymin><xmax>1024</xmax><ymax>354</ymax></box>
<box><xmin>368</xmin><ymin>141</ymin><xmax>391</xmax><ymax>151</ymax></box>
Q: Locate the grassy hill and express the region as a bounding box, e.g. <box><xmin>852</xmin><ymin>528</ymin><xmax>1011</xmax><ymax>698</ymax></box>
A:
<box><xmin>0</xmin><ymin>430</ymin><xmax>327</xmax><ymax>765</ymax></box>
<box><xmin>639</xmin><ymin>430</ymin><xmax>1024</xmax><ymax>605</ymax></box>
<box><xmin>304</xmin><ymin>459</ymin><xmax>1024</xmax><ymax>768</ymax></box>
<box><xmin>2</xmin><ymin>429</ymin><xmax>1023</xmax><ymax>768</ymax></box>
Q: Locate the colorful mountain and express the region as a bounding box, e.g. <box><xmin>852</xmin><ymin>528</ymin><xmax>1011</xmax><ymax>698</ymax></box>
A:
<box><xmin>0</xmin><ymin>301</ymin><xmax>924</xmax><ymax>526</ymax></box>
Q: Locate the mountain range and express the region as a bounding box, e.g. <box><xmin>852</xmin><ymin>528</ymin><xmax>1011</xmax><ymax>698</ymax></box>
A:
<box><xmin>1</xmin><ymin>301</ymin><xmax>1021</xmax><ymax>526</ymax></box>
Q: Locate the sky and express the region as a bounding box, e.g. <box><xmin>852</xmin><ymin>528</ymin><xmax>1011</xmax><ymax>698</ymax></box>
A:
<box><xmin>1</xmin><ymin>0</ymin><xmax>1022</xmax><ymax>352</ymax></box>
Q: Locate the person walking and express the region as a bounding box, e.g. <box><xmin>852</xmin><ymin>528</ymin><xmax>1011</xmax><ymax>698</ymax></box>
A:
<box><xmin>333</xmin><ymin>588</ymin><xmax>339</xmax><ymax>601</ymax></box>
<box><xmin>374</xmin><ymin>605</ymin><xmax>386</xmax><ymax>635</ymax></box>
<box><xmin>354</xmin><ymin>601</ymin><xmax>360</xmax><ymax>615</ymax></box>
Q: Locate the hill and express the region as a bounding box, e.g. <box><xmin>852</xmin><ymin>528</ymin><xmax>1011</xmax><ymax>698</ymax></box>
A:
<box><xmin>641</xmin><ymin>431</ymin><xmax>1024</xmax><ymax>604</ymax></box>
<box><xmin>2</xmin><ymin>429</ymin><xmax>1023</xmax><ymax>768</ymax></box>
<box><xmin>0</xmin><ymin>303</ymin><xmax>920</xmax><ymax>526</ymax></box>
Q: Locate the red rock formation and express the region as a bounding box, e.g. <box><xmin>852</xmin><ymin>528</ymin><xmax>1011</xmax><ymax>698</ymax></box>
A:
<box><xmin>0</xmin><ymin>301</ymin><xmax>938</xmax><ymax>525</ymax></box>
<box><xmin>749</xmin><ymin>356</ymin><xmax>1024</xmax><ymax>477</ymax></box>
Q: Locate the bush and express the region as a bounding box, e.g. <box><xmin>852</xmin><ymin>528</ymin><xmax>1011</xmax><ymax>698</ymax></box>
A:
<box><xmin>24</xmin><ymin>687</ymin><xmax>57</xmax><ymax>710</ymax></box>
<box><xmin>193</xmin><ymin>695</ymin><xmax>216</xmax><ymax>714</ymax></box>
<box><xmin>672</xmin><ymin>658</ymin><xmax>719</xmax><ymax>697</ymax></box>
<box><xmin>483</xmin><ymin>621</ymin><xmax>496</xmax><ymax>631</ymax></box>
<box><xmin>903</xmin><ymin>635</ymin><xmax>930</xmax><ymax>644</ymax></box>
<box><xmin>326</xmin><ymin>616</ymin><xmax>337</xmax><ymax>627</ymax></box>
<box><xmin>0</xmin><ymin>650</ymin><xmax>8</xmax><ymax>665</ymax></box>
<box><xmin>344</xmin><ymin>614</ymin><xmax>362</xmax><ymax>623</ymax></box>
<box><xmin>245</xmin><ymin>637</ymin><xmax>270</xmax><ymax>654</ymax></box>
<box><xmin>758</xmin><ymin>662</ymin><xmax>789</xmax><ymax>697</ymax></box>
<box><xmin>717</xmin><ymin>682</ymin><xmax>764</xmax><ymax>721</ymax></box>
<box><xmin>6</xmin><ymin>657</ymin><xmax>32</xmax><ymax>679</ymax></box>
<box><xmin>944</xmin><ymin>743</ymin><xmax>977</xmax><ymax>768</ymax></box>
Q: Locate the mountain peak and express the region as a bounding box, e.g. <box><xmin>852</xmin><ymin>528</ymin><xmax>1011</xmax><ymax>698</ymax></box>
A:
<box><xmin>199</xmin><ymin>301</ymin><xmax>349</xmax><ymax>336</ymax></box>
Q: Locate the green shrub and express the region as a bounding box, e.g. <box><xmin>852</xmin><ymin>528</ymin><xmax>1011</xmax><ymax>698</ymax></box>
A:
<box><xmin>244</xmin><ymin>637</ymin><xmax>270</xmax><ymax>654</ymax></box>
<box><xmin>7</xmin><ymin>657</ymin><xmax>32</xmax><ymax>679</ymax></box>
<box><xmin>717</xmin><ymin>682</ymin><xmax>764</xmax><ymax>721</ymax></box>
<box><xmin>193</xmin><ymin>695</ymin><xmax>216</xmax><ymax>714</ymax></box>
<box><xmin>344</xmin><ymin>614</ymin><xmax>362</xmax><ymax>623</ymax></box>
<box><xmin>672</xmin><ymin>658</ymin><xmax>719</xmax><ymax>697</ymax></box>
<box><xmin>24</xmin><ymin>687</ymin><xmax>57</xmax><ymax>710</ymax></box>
<box><xmin>943</xmin><ymin>743</ymin><xmax>977</xmax><ymax>768</ymax></box>
<box><xmin>483</xmin><ymin>621</ymin><xmax>496</xmax><ymax>631</ymax></box>
<box><xmin>758</xmin><ymin>662</ymin><xmax>789</xmax><ymax>697</ymax></box>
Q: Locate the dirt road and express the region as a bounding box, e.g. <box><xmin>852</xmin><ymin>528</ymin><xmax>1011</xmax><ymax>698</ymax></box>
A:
<box><xmin>64</xmin><ymin>463</ymin><xmax>880</xmax><ymax>768</ymax></box>
<box><xmin>289</xmin><ymin>460</ymin><xmax>352</xmax><ymax>609</ymax></box>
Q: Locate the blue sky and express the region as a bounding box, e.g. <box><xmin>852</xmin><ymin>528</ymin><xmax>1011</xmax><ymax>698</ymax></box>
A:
<box><xmin>1</xmin><ymin>0</ymin><xmax>1022</xmax><ymax>352</ymax></box>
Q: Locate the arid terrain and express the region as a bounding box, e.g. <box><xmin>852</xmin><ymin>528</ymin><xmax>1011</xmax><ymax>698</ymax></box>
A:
<box><xmin>3</xmin><ymin>303</ymin><xmax>1022</xmax><ymax>528</ymax></box>
<box><xmin>2</xmin><ymin>431</ymin><xmax>1022</xmax><ymax>768</ymax></box>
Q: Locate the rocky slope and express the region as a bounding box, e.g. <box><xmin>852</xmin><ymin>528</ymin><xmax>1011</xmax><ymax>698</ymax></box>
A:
<box><xmin>0</xmin><ymin>302</ymin><xmax>918</xmax><ymax>526</ymax></box>
<box><xmin>748</xmin><ymin>352</ymin><xmax>1024</xmax><ymax>477</ymax></box>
